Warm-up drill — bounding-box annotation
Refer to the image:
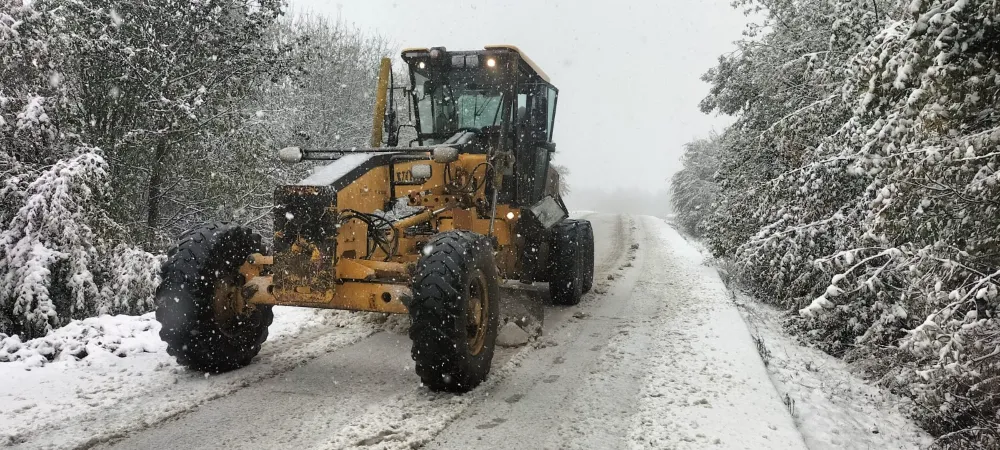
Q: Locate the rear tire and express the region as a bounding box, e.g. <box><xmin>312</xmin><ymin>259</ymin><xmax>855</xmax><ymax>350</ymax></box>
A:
<box><xmin>155</xmin><ymin>223</ymin><xmax>272</xmax><ymax>373</ymax></box>
<box><xmin>580</xmin><ymin>220</ymin><xmax>595</xmax><ymax>293</ymax></box>
<box><xmin>409</xmin><ymin>231</ymin><xmax>500</xmax><ymax>392</ymax></box>
<box><xmin>549</xmin><ymin>220</ymin><xmax>584</xmax><ymax>305</ymax></box>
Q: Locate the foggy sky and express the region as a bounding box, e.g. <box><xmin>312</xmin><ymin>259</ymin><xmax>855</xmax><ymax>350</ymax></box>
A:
<box><xmin>290</xmin><ymin>0</ymin><xmax>744</xmax><ymax>199</ymax></box>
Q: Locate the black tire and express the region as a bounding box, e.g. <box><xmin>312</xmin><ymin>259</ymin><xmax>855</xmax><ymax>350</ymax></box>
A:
<box><xmin>155</xmin><ymin>223</ymin><xmax>273</xmax><ymax>373</ymax></box>
<box><xmin>409</xmin><ymin>231</ymin><xmax>500</xmax><ymax>392</ymax></box>
<box><xmin>580</xmin><ymin>220</ymin><xmax>595</xmax><ymax>293</ymax></box>
<box><xmin>549</xmin><ymin>219</ymin><xmax>584</xmax><ymax>305</ymax></box>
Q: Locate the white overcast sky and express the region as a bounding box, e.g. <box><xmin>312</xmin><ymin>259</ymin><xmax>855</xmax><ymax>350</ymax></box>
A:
<box><xmin>289</xmin><ymin>0</ymin><xmax>746</xmax><ymax>194</ymax></box>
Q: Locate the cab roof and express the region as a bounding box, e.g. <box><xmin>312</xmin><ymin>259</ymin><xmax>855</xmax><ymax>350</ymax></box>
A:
<box><xmin>401</xmin><ymin>45</ymin><xmax>551</xmax><ymax>84</ymax></box>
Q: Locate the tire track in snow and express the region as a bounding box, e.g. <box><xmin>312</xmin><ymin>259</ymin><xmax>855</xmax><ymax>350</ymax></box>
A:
<box><xmin>543</xmin><ymin>217</ymin><xmax>667</xmax><ymax>449</ymax></box>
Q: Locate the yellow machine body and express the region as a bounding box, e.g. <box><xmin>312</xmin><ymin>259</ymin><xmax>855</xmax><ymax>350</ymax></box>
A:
<box><xmin>244</xmin><ymin>154</ymin><xmax>524</xmax><ymax>314</ymax></box>
<box><xmin>243</xmin><ymin>45</ymin><xmax>563</xmax><ymax>315</ymax></box>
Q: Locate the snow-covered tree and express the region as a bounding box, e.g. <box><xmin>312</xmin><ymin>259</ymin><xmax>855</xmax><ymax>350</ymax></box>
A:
<box><xmin>33</xmin><ymin>0</ymin><xmax>296</xmax><ymax>245</ymax></box>
<box><xmin>0</xmin><ymin>0</ymin><xmax>398</xmax><ymax>339</ymax></box>
<box><xmin>153</xmin><ymin>17</ymin><xmax>394</xmax><ymax>239</ymax></box>
<box><xmin>686</xmin><ymin>0</ymin><xmax>1000</xmax><ymax>446</ymax></box>
<box><xmin>670</xmin><ymin>136</ymin><xmax>720</xmax><ymax>237</ymax></box>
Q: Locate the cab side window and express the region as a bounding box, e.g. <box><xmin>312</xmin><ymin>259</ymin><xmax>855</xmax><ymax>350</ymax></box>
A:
<box><xmin>531</xmin><ymin>87</ymin><xmax>548</xmax><ymax>142</ymax></box>
<box><xmin>546</xmin><ymin>87</ymin><xmax>557</xmax><ymax>141</ymax></box>
<box><xmin>516</xmin><ymin>93</ymin><xmax>529</xmax><ymax>141</ymax></box>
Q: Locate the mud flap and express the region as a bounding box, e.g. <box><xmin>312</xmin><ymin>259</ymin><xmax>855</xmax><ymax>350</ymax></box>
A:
<box><xmin>499</xmin><ymin>282</ymin><xmax>546</xmax><ymax>338</ymax></box>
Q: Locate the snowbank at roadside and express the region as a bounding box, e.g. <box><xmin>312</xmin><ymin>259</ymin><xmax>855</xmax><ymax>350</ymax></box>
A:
<box><xmin>674</xmin><ymin>227</ymin><xmax>933</xmax><ymax>449</ymax></box>
<box><xmin>732</xmin><ymin>294</ymin><xmax>933</xmax><ymax>450</ymax></box>
<box><xmin>0</xmin><ymin>313</ymin><xmax>162</xmax><ymax>368</ymax></box>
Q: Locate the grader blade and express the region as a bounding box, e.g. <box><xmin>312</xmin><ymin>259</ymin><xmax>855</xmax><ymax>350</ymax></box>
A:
<box><xmin>498</xmin><ymin>282</ymin><xmax>545</xmax><ymax>338</ymax></box>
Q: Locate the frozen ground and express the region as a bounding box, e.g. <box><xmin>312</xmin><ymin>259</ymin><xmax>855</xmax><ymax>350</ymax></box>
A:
<box><xmin>0</xmin><ymin>214</ymin><xmax>929</xmax><ymax>449</ymax></box>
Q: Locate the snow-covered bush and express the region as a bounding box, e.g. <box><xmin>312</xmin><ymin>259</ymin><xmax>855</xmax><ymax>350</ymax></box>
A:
<box><xmin>0</xmin><ymin>0</ymin><xmax>171</xmax><ymax>340</ymax></box>
<box><xmin>687</xmin><ymin>0</ymin><xmax>1000</xmax><ymax>446</ymax></box>
<box><xmin>0</xmin><ymin>151</ymin><xmax>163</xmax><ymax>339</ymax></box>
<box><xmin>98</xmin><ymin>244</ymin><xmax>165</xmax><ymax>316</ymax></box>
<box><xmin>0</xmin><ymin>151</ymin><xmax>106</xmax><ymax>337</ymax></box>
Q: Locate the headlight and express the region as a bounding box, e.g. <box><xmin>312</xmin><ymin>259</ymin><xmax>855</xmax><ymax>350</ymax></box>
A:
<box><xmin>277</xmin><ymin>147</ymin><xmax>303</xmax><ymax>163</ymax></box>
<box><xmin>411</xmin><ymin>164</ymin><xmax>432</xmax><ymax>180</ymax></box>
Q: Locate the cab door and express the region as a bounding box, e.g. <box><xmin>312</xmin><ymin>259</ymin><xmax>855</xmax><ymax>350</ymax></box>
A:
<box><xmin>514</xmin><ymin>83</ymin><xmax>557</xmax><ymax>206</ymax></box>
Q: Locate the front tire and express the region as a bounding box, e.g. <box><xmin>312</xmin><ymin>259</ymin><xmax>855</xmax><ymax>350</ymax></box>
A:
<box><xmin>155</xmin><ymin>223</ymin><xmax>273</xmax><ymax>373</ymax></box>
<box><xmin>409</xmin><ymin>231</ymin><xmax>500</xmax><ymax>392</ymax></box>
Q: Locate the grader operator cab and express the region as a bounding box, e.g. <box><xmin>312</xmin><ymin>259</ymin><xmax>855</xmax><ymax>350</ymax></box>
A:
<box><xmin>155</xmin><ymin>45</ymin><xmax>595</xmax><ymax>392</ymax></box>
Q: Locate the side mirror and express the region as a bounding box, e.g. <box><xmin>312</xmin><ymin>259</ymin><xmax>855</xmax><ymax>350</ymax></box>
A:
<box><xmin>278</xmin><ymin>147</ymin><xmax>303</xmax><ymax>163</ymax></box>
<box><xmin>527</xmin><ymin>196</ymin><xmax>567</xmax><ymax>229</ymax></box>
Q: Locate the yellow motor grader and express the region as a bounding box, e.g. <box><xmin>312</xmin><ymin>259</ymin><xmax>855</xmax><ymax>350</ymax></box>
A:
<box><xmin>155</xmin><ymin>45</ymin><xmax>595</xmax><ymax>392</ymax></box>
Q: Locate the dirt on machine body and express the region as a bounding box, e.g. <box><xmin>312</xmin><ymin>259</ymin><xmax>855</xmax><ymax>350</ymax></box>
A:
<box><xmin>155</xmin><ymin>45</ymin><xmax>595</xmax><ymax>392</ymax></box>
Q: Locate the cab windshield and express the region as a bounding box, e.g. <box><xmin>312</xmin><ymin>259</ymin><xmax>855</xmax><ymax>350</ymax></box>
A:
<box><xmin>412</xmin><ymin>68</ymin><xmax>505</xmax><ymax>142</ymax></box>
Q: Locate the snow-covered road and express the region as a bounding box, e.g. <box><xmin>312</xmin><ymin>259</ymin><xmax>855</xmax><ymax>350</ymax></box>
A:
<box><xmin>20</xmin><ymin>213</ymin><xmax>944</xmax><ymax>448</ymax></box>
<box><xmin>69</xmin><ymin>214</ymin><xmax>800</xmax><ymax>450</ymax></box>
